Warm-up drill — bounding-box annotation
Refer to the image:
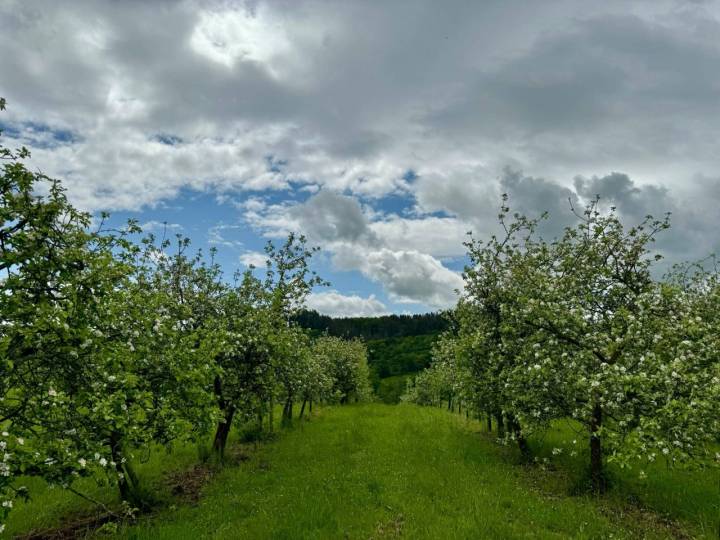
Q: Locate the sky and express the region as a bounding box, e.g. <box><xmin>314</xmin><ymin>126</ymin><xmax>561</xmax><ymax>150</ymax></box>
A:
<box><xmin>2</xmin><ymin>0</ymin><xmax>720</xmax><ymax>316</ymax></box>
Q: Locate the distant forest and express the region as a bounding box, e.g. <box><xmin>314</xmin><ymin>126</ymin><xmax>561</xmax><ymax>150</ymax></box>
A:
<box><xmin>294</xmin><ymin>310</ymin><xmax>448</xmax><ymax>339</ymax></box>
<box><xmin>295</xmin><ymin>310</ymin><xmax>449</xmax><ymax>402</ymax></box>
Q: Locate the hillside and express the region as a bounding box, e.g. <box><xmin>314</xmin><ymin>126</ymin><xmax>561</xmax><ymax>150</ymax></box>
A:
<box><xmin>294</xmin><ymin>310</ymin><xmax>448</xmax><ymax>339</ymax></box>
<box><xmin>296</xmin><ymin>311</ymin><xmax>447</xmax><ymax>402</ymax></box>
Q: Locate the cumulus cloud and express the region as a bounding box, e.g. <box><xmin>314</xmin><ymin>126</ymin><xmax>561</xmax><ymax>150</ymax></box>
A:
<box><xmin>355</xmin><ymin>249</ymin><xmax>463</xmax><ymax>308</ymax></box>
<box><xmin>305</xmin><ymin>291</ymin><xmax>388</xmax><ymax>318</ymax></box>
<box><xmin>3</xmin><ymin>0</ymin><xmax>720</xmax><ymax>312</ymax></box>
<box><xmin>369</xmin><ymin>216</ymin><xmax>469</xmax><ymax>258</ymax></box>
<box><xmin>241</xmin><ymin>190</ymin><xmax>465</xmax><ymax>308</ymax></box>
<box><xmin>6</xmin><ymin>0</ymin><xmax>720</xmax><ymax>214</ymax></box>
<box><xmin>290</xmin><ymin>190</ymin><xmax>378</xmax><ymax>245</ymax></box>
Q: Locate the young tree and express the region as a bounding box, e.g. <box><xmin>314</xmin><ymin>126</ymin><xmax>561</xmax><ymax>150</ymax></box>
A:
<box><xmin>298</xmin><ymin>344</ymin><xmax>333</xmax><ymax>418</ymax></box>
<box><xmin>210</xmin><ymin>233</ymin><xmax>327</xmax><ymax>451</ymax></box>
<box><xmin>0</xmin><ymin>99</ymin><xmax>130</xmax><ymax>523</ymax></box>
<box><xmin>459</xmin><ymin>200</ymin><xmax>541</xmax><ymax>453</ymax></box>
<box><xmin>501</xmin><ymin>201</ymin><xmax>708</xmax><ymax>490</ymax></box>
<box><xmin>261</xmin><ymin>234</ymin><xmax>327</xmax><ymax>425</ymax></box>
<box><xmin>211</xmin><ymin>271</ymin><xmax>274</xmax><ymax>458</ymax></box>
<box><xmin>314</xmin><ymin>336</ymin><xmax>371</xmax><ymax>405</ymax></box>
<box><xmin>0</xmin><ymin>100</ymin><xmax>220</xmax><ymax>515</ymax></box>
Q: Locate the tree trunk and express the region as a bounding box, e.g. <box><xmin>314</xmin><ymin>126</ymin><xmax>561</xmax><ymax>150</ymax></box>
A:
<box><xmin>486</xmin><ymin>415</ymin><xmax>492</xmax><ymax>432</ymax></box>
<box><xmin>299</xmin><ymin>399</ymin><xmax>307</xmax><ymax>419</ymax></box>
<box><xmin>212</xmin><ymin>405</ymin><xmax>236</xmax><ymax>459</ymax></box>
<box><xmin>516</xmin><ymin>431</ymin><xmax>531</xmax><ymax>461</ymax></box>
<box><xmin>507</xmin><ymin>415</ymin><xmax>531</xmax><ymax>461</ymax></box>
<box><xmin>458</xmin><ymin>402</ymin><xmax>462</xmax><ymax>415</ymax></box>
<box><xmin>589</xmin><ymin>402</ymin><xmax>605</xmax><ymax>492</ymax></box>
<box><xmin>109</xmin><ymin>431</ymin><xmax>140</xmax><ymax>505</ymax></box>
<box><xmin>496</xmin><ymin>413</ymin><xmax>505</xmax><ymax>438</ymax></box>
<box><xmin>268</xmin><ymin>396</ymin><xmax>274</xmax><ymax>433</ymax></box>
<box><xmin>309</xmin><ymin>400</ymin><xmax>313</xmax><ymax>413</ymax></box>
<box><xmin>282</xmin><ymin>396</ymin><xmax>293</xmax><ymax>426</ymax></box>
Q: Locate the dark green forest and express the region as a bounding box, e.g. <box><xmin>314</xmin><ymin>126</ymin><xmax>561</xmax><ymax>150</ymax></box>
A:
<box><xmin>294</xmin><ymin>310</ymin><xmax>447</xmax><ymax>339</ymax></box>
<box><xmin>296</xmin><ymin>310</ymin><xmax>447</xmax><ymax>402</ymax></box>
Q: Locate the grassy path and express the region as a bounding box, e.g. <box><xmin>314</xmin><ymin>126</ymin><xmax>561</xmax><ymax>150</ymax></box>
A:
<box><xmin>118</xmin><ymin>404</ymin><xmax>690</xmax><ymax>539</ymax></box>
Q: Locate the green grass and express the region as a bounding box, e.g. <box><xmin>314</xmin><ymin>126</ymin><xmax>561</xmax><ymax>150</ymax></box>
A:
<box><xmin>4</xmin><ymin>441</ymin><xmax>201</xmax><ymax>538</ymax></box>
<box><xmin>116</xmin><ymin>404</ymin><xmax>703</xmax><ymax>539</ymax></box>
<box><xmin>524</xmin><ymin>420</ymin><xmax>720</xmax><ymax>538</ymax></box>
<box><xmin>6</xmin><ymin>404</ymin><xmax>717</xmax><ymax>539</ymax></box>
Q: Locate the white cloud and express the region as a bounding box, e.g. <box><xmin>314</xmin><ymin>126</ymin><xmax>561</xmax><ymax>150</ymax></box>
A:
<box><xmin>305</xmin><ymin>291</ymin><xmax>388</xmax><ymax>318</ymax></box>
<box><xmin>190</xmin><ymin>7</ymin><xmax>293</xmax><ymax>73</ymax></box>
<box><xmin>241</xmin><ymin>190</ymin><xmax>465</xmax><ymax>308</ymax></box>
<box><xmin>369</xmin><ymin>216</ymin><xmax>470</xmax><ymax>258</ymax></box>
<box><xmin>140</xmin><ymin>220</ymin><xmax>183</xmax><ymax>232</ymax></box>
<box><xmin>239</xmin><ymin>250</ymin><xmax>267</xmax><ymax>268</ymax></box>
<box><xmin>356</xmin><ymin>248</ymin><xmax>464</xmax><ymax>308</ymax></box>
<box><xmin>208</xmin><ymin>224</ymin><xmax>243</xmax><ymax>248</ymax></box>
<box><xmin>3</xmin><ymin>0</ymin><xmax>720</xmax><ymax>312</ymax></box>
<box><xmin>9</xmin><ymin>0</ymin><xmax>720</xmax><ymax>216</ymax></box>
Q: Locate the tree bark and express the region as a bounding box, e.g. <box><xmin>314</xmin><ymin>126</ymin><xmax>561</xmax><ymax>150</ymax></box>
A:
<box><xmin>282</xmin><ymin>396</ymin><xmax>293</xmax><ymax>426</ymax></box>
<box><xmin>486</xmin><ymin>414</ymin><xmax>492</xmax><ymax>432</ymax></box>
<box><xmin>212</xmin><ymin>405</ymin><xmax>236</xmax><ymax>459</ymax></box>
<box><xmin>507</xmin><ymin>415</ymin><xmax>531</xmax><ymax>461</ymax></box>
<box><xmin>590</xmin><ymin>402</ymin><xmax>605</xmax><ymax>492</ymax></box>
<box><xmin>109</xmin><ymin>431</ymin><xmax>141</xmax><ymax>504</ymax></box>
<box><xmin>299</xmin><ymin>399</ymin><xmax>307</xmax><ymax>419</ymax></box>
<box><xmin>496</xmin><ymin>413</ymin><xmax>505</xmax><ymax>438</ymax></box>
<box><xmin>309</xmin><ymin>400</ymin><xmax>313</xmax><ymax>413</ymax></box>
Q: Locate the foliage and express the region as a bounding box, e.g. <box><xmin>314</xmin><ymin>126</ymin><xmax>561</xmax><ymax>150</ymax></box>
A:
<box><xmin>406</xmin><ymin>196</ymin><xmax>720</xmax><ymax>491</ymax></box>
<box><xmin>312</xmin><ymin>336</ymin><xmax>371</xmax><ymax>404</ymax></box>
<box><xmin>0</xmin><ymin>99</ymin><xmax>369</xmax><ymax>530</ymax></box>
<box><xmin>295</xmin><ymin>310</ymin><xmax>448</xmax><ymax>339</ymax></box>
<box><xmin>367</xmin><ymin>333</ymin><xmax>438</xmax><ymax>379</ymax></box>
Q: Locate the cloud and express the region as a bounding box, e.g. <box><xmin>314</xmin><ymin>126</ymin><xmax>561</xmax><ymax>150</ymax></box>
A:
<box><xmin>8</xmin><ymin>0</ymin><xmax>720</xmax><ymax>216</ymax></box>
<box><xmin>239</xmin><ymin>250</ymin><xmax>267</xmax><ymax>268</ymax></box>
<box><xmin>290</xmin><ymin>190</ymin><xmax>378</xmax><ymax>245</ymax></box>
<box><xmin>369</xmin><ymin>216</ymin><xmax>469</xmax><ymax>258</ymax></box>
<box><xmin>208</xmin><ymin>224</ymin><xmax>244</xmax><ymax>248</ymax></box>
<box><xmin>242</xmin><ymin>190</ymin><xmax>465</xmax><ymax>308</ymax></box>
<box><xmin>140</xmin><ymin>220</ymin><xmax>183</xmax><ymax>232</ymax></box>
<box><xmin>3</xmin><ymin>0</ymin><xmax>720</xmax><ymax>312</ymax></box>
<box><xmin>305</xmin><ymin>291</ymin><xmax>388</xmax><ymax>318</ymax></box>
<box><xmin>573</xmin><ymin>171</ymin><xmax>720</xmax><ymax>263</ymax></box>
<box><xmin>356</xmin><ymin>249</ymin><xmax>464</xmax><ymax>308</ymax></box>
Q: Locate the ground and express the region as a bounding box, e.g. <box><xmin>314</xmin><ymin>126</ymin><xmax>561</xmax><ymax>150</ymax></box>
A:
<box><xmin>6</xmin><ymin>404</ymin><xmax>718</xmax><ymax>539</ymax></box>
<box><xmin>110</xmin><ymin>404</ymin><xmax>716</xmax><ymax>539</ymax></box>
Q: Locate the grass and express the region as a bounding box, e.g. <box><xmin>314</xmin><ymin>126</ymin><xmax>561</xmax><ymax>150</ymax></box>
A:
<box><xmin>117</xmin><ymin>404</ymin><xmax>710</xmax><ymax>539</ymax></box>
<box><xmin>3</xmin><ymin>441</ymin><xmax>201</xmax><ymax>538</ymax></box>
<box><xmin>524</xmin><ymin>420</ymin><xmax>720</xmax><ymax>538</ymax></box>
<box><xmin>5</xmin><ymin>404</ymin><xmax>717</xmax><ymax>538</ymax></box>
<box><xmin>375</xmin><ymin>374</ymin><xmax>411</xmax><ymax>404</ymax></box>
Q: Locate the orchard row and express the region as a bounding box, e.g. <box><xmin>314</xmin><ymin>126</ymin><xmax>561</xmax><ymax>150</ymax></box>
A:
<box><xmin>405</xmin><ymin>196</ymin><xmax>720</xmax><ymax>491</ymax></box>
<box><xmin>0</xmin><ymin>100</ymin><xmax>370</xmax><ymax>530</ymax></box>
